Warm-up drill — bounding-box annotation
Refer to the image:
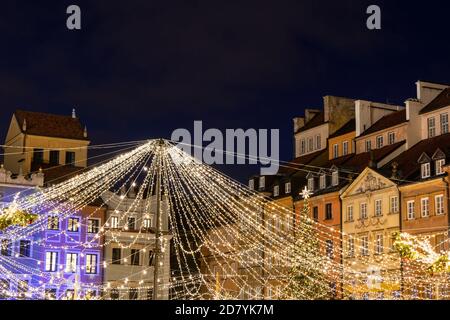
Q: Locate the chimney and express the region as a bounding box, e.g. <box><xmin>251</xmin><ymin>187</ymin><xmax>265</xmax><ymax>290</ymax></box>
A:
<box><xmin>83</xmin><ymin>126</ymin><xmax>88</xmax><ymax>138</ymax></box>
<box><xmin>369</xmin><ymin>150</ymin><xmax>377</xmax><ymax>169</ymax></box>
<box><xmin>72</xmin><ymin>108</ymin><xmax>77</xmax><ymax>119</ymax></box>
<box><xmin>304</xmin><ymin>109</ymin><xmax>321</xmax><ymax>123</ymax></box>
<box><xmin>293</xmin><ymin>117</ymin><xmax>305</xmax><ymax>133</ymax></box>
<box><xmin>22</xmin><ymin>119</ymin><xmax>27</xmax><ymax>132</ymax></box>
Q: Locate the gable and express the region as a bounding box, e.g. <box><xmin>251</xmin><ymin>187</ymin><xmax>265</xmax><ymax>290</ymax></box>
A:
<box><xmin>432</xmin><ymin>148</ymin><xmax>446</xmax><ymax>160</ymax></box>
<box><xmin>417</xmin><ymin>152</ymin><xmax>431</xmax><ymax>164</ymax></box>
<box><xmin>342</xmin><ymin>167</ymin><xmax>396</xmax><ymax>198</ymax></box>
<box><xmin>4</xmin><ymin>114</ymin><xmax>23</xmax><ymax>145</ymax></box>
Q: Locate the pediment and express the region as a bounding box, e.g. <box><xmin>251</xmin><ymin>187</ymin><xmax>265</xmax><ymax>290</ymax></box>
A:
<box><xmin>342</xmin><ymin>168</ymin><xmax>395</xmax><ymax>197</ymax></box>
<box><xmin>432</xmin><ymin>148</ymin><xmax>446</xmax><ymax>160</ymax></box>
<box><xmin>417</xmin><ymin>152</ymin><xmax>431</xmax><ymax>164</ymax></box>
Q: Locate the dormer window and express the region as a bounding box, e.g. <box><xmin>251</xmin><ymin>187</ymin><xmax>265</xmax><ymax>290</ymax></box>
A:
<box><xmin>259</xmin><ymin>176</ymin><xmax>265</xmax><ymax>190</ymax></box>
<box><xmin>319</xmin><ymin>174</ymin><xmax>326</xmax><ymax>189</ymax></box>
<box><xmin>307</xmin><ymin>177</ymin><xmax>314</xmax><ymax>191</ymax></box>
<box><xmin>273</xmin><ymin>185</ymin><xmax>279</xmax><ymax>197</ymax></box>
<box><xmin>249</xmin><ymin>179</ymin><xmax>255</xmax><ymax>190</ymax></box>
<box><xmin>436</xmin><ymin>159</ymin><xmax>445</xmax><ymax>175</ymax></box>
<box><xmin>421</xmin><ymin>163</ymin><xmax>431</xmax><ymax>179</ymax></box>
<box><xmin>332</xmin><ymin>170</ymin><xmax>339</xmax><ymax>186</ymax></box>
<box><xmin>285</xmin><ymin>182</ymin><xmax>291</xmax><ymax>194</ymax></box>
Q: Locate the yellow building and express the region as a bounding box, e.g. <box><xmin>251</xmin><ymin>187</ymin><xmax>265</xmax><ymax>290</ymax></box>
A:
<box><xmin>341</xmin><ymin>167</ymin><xmax>401</xmax><ymax>300</ymax></box>
<box><xmin>328</xmin><ymin>120</ymin><xmax>355</xmax><ymax>160</ymax></box>
<box><xmin>3</xmin><ymin>109</ymin><xmax>90</xmax><ymax>183</ymax></box>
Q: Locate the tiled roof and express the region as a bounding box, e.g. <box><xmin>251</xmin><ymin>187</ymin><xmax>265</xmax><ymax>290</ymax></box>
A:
<box><xmin>15</xmin><ymin>110</ymin><xmax>88</xmax><ymax>140</ymax></box>
<box><xmin>295</xmin><ymin>112</ymin><xmax>325</xmax><ymax>134</ymax></box>
<box><xmin>329</xmin><ymin>119</ymin><xmax>355</xmax><ymax>138</ymax></box>
<box><xmin>31</xmin><ymin>162</ymin><xmax>87</xmax><ymax>185</ymax></box>
<box><xmin>384</xmin><ymin>133</ymin><xmax>450</xmax><ymax>181</ymax></box>
<box><xmin>359</xmin><ymin>110</ymin><xmax>407</xmax><ymax>137</ymax></box>
<box><xmin>419</xmin><ymin>88</ymin><xmax>450</xmax><ymax>115</ymax></box>
<box><xmin>277</xmin><ymin>149</ymin><xmax>327</xmax><ymax>176</ymax></box>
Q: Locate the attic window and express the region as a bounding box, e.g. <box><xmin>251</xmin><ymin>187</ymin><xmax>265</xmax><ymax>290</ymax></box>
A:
<box><xmin>332</xmin><ymin>171</ymin><xmax>339</xmax><ymax>186</ymax></box>
<box><xmin>307</xmin><ymin>177</ymin><xmax>314</xmax><ymax>191</ymax></box>
<box><xmin>259</xmin><ymin>176</ymin><xmax>265</xmax><ymax>190</ymax></box>
<box><xmin>319</xmin><ymin>174</ymin><xmax>326</xmax><ymax>189</ymax></box>
<box><xmin>436</xmin><ymin>159</ymin><xmax>445</xmax><ymax>175</ymax></box>
<box><xmin>421</xmin><ymin>163</ymin><xmax>431</xmax><ymax>179</ymax></box>
<box><xmin>285</xmin><ymin>182</ymin><xmax>291</xmax><ymax>194</ymax></box>
<box><xmin>273</xmin><ymin>185</ymin><xmax>279</xmax><ymax>197</ymax></box>
<box><xmin>248</xmin><ymin>179</ymin><xmax>255</xmax><ymax>190</ymax></box>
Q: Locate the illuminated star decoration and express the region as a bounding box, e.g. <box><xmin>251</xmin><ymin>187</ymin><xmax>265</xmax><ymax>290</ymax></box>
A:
<box><xmin>301</xmin><ymin>186</ymin><xmax>313</xmax><ymax>200</ymax></box>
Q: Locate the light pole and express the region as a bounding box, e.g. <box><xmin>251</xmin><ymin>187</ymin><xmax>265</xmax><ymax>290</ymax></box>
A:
<box><xmin>153</xmin><ymin>139</ymin><xmax>164</xmax><ymax>300</ymax></box>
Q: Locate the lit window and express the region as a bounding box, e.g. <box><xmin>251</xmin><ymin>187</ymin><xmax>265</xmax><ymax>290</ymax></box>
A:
<box><xmin>19</xmin><ymin>240</ymin><xmax>31</xmax><ymax>258</ymax></box>
<box><xmin>343</xmin><ymin>141</ymin><xmax>349</xmax><ymax>156</ymax></box>
<box><xmin>320</xmin><ymin>174</ymin><xmax>326</xmax><ymax>189</ymax></box>
<box><xmin>285</xmin><ymin>182</ymin><xmax>291</xmax><ymax>194</ymax></box>
<box><xmin>365</xmin><ymin>140</ymin><xmax>371</xmax><ymax>152</ymax></box>
<box><xmin>360</xmin><ymin>203</ymin><xmax>368</xmax><ymax>219</ymax></box>
<box><xmin>259</xmin><ymin>176</ymin><xmax>265</xmax><ymax>190</ymax></box>
<box><xmin>421</xmin><ymin>163</ymin><xmax>431</xmax><ymax>178</ymax></box>
<box><xmin>110</xmin><ymin>216</ymin><xmax>119</xmax><ymax>229</ymax></box>
<box><xmin>87</xmin><ymin>219</ymin><xmax>100</xmax><ymax>233</ymax></box>
<box><xmin>388</xmin><ymin>132</ymin><xmax>395</xmax><ymax>145</ymax></box>
<box><xmin>47</xmin><ymin>216</ymin><xmax>59</xmax><ymax>230</ymax></box>
<box><xmin>307</xmin><ymin>178</ymin><xmax>314</xmax><ymax>191</ymax></box>
<box><xmin>436</xmin><ymin>195</ymin><xmax>445</xmax><ymax>215</ymax></box>
<box><xmin>348</xmin><ymin>237</ymin><xmax>355</xmax><ymax>257</ymax></box>
<box><xmin>436</xmin><ymin>159</ymin><xmax>445</xmax><ymax>175</ymax></box>
<box><xmin>421</xmin><ymin>198</ymin><xmax>430</xmax><ymax>218</ymax></box>
<box><xmin>333</xmin><ymin>144</ymin><xmax>339</xmax><ymax>159</ymax></box>
<box><xmin>85</xmin><ymin>254</ymin><xmax>98</xmax><ymax>274</ymax></box>
<box><xmin>143</xmin><ymin>218</ymin><xmax>152</xmax><ymax>229</ymax></box>
<box><xmin>273</xmin><ymin>185</ymin><xmax>279</xmax><ymax>197</ymax></box>
<box><xmin>376</xmin><ymin>136</ymin><xmax>384</xmax><ymax>149</ymax></box>
<box><xmin>441</xmin><ymin>113</ymin><xmax>449</xmax><ymax>134</ymax></box>
<box><xmin>332</xmin><ymin>171</ymin><xmax>339</xmax><ymax>186</ymax></box>
<box><xmin>65</xmin><ymin>253</ymin><xmax>78</xmax><ymax>273</ymax></box>
<box><xmin>375</xmin><ymin>199</ymin><xmax>382</xmax><ymax>217</ymax></box>
<box><xmin>390</xmin><ymin>196</ymin><xmax>399</xmax><ymax>213</ymax></box>
<box><xmin>375</xmin><ymin>234</ymin><xmax>383</xmax><ymax>255</ymax></box>
<box><xmin>248</xmin><ymin>179</ymin><xmax>255</xmax><ymax>190</ymax></box>
<box><xmin>428</xmin><ymin>117</ymin><xmax>436</xmax><ymax>138</ymax></box>
<box><xmin>361</xmin><ymin>236</ymin><xmax>369</xmax><ymax>256</ymax></box>
<box><xmin>67</xmin><ymin>217</ymin><xmax>79</xmax><ymax>232</ymax></box>
<box><xmin>347</xmin><ymin>205</ymin><xmax>354</xmax><ymax>222</ymax></box>
<box><xmin>407</xmin><ymin>201</ymin><xmax>415</xmax><ymax>220</ymax></box>
<box><xmin>45</xmin><ymin>251</ymin><xmax>58</xmax><ymax>272</ymax></box>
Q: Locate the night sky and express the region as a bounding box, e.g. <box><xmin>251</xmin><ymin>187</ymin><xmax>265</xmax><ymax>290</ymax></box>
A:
<box><xmin>1</xmin><ymin>1</ymin><xmax>450</xmax><ymax>181</ymax></box>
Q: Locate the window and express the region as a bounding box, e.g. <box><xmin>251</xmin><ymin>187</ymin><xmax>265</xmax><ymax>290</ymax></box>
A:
<box><xmin>45</xmin><ymin>252</ymin><xmax>58</xmax><ymax>272</ymax></box>
<box><xmin>87</xmin><ymin>219</ymin><xmax>100</xmax><ymax>233</ymax></box>
<box><xmin>428</xmin><ymin>117</ymin><xmax>436</xmax><ymax>138</ymax></box>
<box><xmin>248</xmin><ymin>179</ymin><xmax>254</xmax><ymax>190</ymax></box>
<box><xmin>313</xmin><ymin>206</ymin><xmax>319</xmax><ymax>221</ymax></box>
<box><xmin>421</xmin><ymin>198</ymin><xmax>430</xmax><ymax>217</ymax></box>
<box><xmin>421</xmin><ymin>163</ymin><xmax>431</xmax><ymax>178</ymax></box>
<box><xmin>376</xmin><ymin>136</ymin><xmax>384</xmax><ymax>149</ymax></box>
<box><xmin>390</xmin><ymin>196</ymin><xmax>399</xmax><ymax>213</ymax></box>
<box><xmin>65</xmin><ymin>253</ymin><xmax>78</xmax><ymax>273</ymax></box>
<box><xmin>112</xmin><ymin>248</ymin><xmax>121</xmax><ymax>265</ymax></box>
<box><xmin>1</xmin><ymin>239</ymin><xmax>12</xmax><ymax>256</ymax></box>
<box><xmin>273</xmin><ymin>185</ymin><xmax>279</xmax><ymax>197</ymax></box>
<box><xmin>67</xmin><ymin>217</ymin><xmax>80</xmax><ymax>232</ymax></box>
<box><xmin>0</xmin><ymin>280</ymin><xmax>10</xmax><ymax>298</ymax></box>
<box><xmin>333</xmin><ymin>144</ymin><xmax>339</xmax><ymax>159</ymax></box>
<box><xmin>129</xmin><ymin>288</ymin><xmax>139</xmax><ymax>300</ymax></box>
<box><xmin>436</xmin><ymin>195</ymin><xmax>445</xmax><ymax>215</ymax></box>
<box><xmin>110</xmin><ymin>289</ymin><xmax>120</xmax><ymax>300</ymax></box>
<box><xmin>33</xmin><ymin>148</ymin><xmax>44</xmax><ymax>164</ymax></box>
<box><xmin>365</xmin><ymin>140</ymin><xmax>371</xmax><ymax>152</ymax></box>
<box><xmin>375</xmin><ymin>199</ymin><xmax>382</xmax><ymax>217</ymax></box>
<box><xmin>47</xmin><ymin>216</ymin><xmax>59</xmax><ymax>230</ymax></box>
<box><xmin>17</xmin><ymin>280</ymin><xmax>28</xmax><ymax>299</ymax></box>
<box><xmin>130</xmin><ymin>249</ymin><xmax>140</xmax><ymax>266</ymax></box>
<box><xmin>316</xmin><ymin>135</ymin><xmax>321</xmax><ymax>149</ymax></box>
<box><xmin>388</xmin><ymin>132</ymin><xmax>395</xmax><ymax>145</ymax></box>
<box><xmin>300</xmin><ymin>139</ymin><xmax>305</xmax><ymax>155</ymax></box>
<box><xmin>65</xmin><ymin>151</ymin><xmax>76</xmax><ymax>165</ymax></box>
<box><xmin>332</xmin><ymin>171</ymin><xmax>339</xmax><ymax>186</ymax></box>
<box><xmin>19</xmin><ymin>240</ymin><xmax>31</xmax><ymax>257</ymax></box>
<box><xmin>49</xmin><ymin>150</ymin><xmax>60</xmax><ymax>165</ymax></box>
<box><xmin>285</xmin><ymin>182</ymin><xmax>291</xmax><ymax>194</ymax></box>
<box><xmin>347</xmin><ymin>205</ymin><xmax>354</xmax><ymax>222</ymax></box>
<box><xmin>326</xmin><ymin>240</ymin><xmax>333</xmax><ymax>259</ymax></box>
<box><xmin>110</xmin><ymin>216</ymin><xmax>119</xmax><ymax>229</ymax></box>
<box><xmin>348</xmin><ymin>237</ymin><xmax>355</xmax><ymax>257</ymax></box>
<box><xmin>320</xmin><ymin>174</ymin><xmax>326</xmax><ymax>189</ymax></box>
<box><xmin>361</xmin><ymin>236</ymin><xmax>369</xmax><ymax>256</ymax></box>
<box><xmin>143</xmin><ymin>218</ymin><xmax>152</xmax><ymax>229</ymax></box>
<box><xmin>259</xmin><ymin>176</ymin><xmax>265</xmax><ymax>190</ymax></box>
<box><xmin>308</xmin><ymin>137</ymin><xmax>314</xmax><ymax>152</ymax></box>
<box><xmin>45</xmin><ymin>288</ymin><xmax>57</xmax><ymax>300</ymax></box>
<box><xmin>86</xmin><ymin>254</ymin><xmax>98</xmax><ymax>274</ymax></box>
<box><xmin>146</xmin><ymin>289</ymin><xmax>154</xmax><ymax>300</ymax></box>
<box><xmin>441</xmin><ymin>113</ymin><xmax>449</xmax><ymax>134</ymax></box>
<box><xmin>407</xmin><ymin>201</ymin><xmax>415</xmax><ymax>220</ymax></box>
<box><xmin>360</xmin><ymin>203</ymin><xmax>368</xmax><ymax>219</ymax></box>
<box><xmin>325</xmin><ymin>203</ymin><xmax>333</xmax><ymax>220</ymax></box>
<box><xmin>307</xmin><ymin>178</ymin><xmax>314</xmax><ymax>191</ymax></box>
<box><xmin>127</xmin><ymin>217</ymin><xmax>136</xmax><ymax>230</ymax></box>
<box><xmin>375</xmin><ymin>234</ymin><xmax>383</xmax><ymax>255</ymax></box>
<box><xmin>343</xmin><ymin>141</ymin><xmax>349</xmax><ymax>156</ymax></box>
<box><xmin>148</xmin><ymin>250</ymin><xmax>155</xmax><ymax>266</ymax></box>
<box><xmin>436</xmin><ymin>159</ymin><xmax>445</xmax><ymax>175</ymax></box>
<box><xmin>392</xmin><ymin>291</ymin><xmax>401</xmax><ymax>300</ymax></box>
